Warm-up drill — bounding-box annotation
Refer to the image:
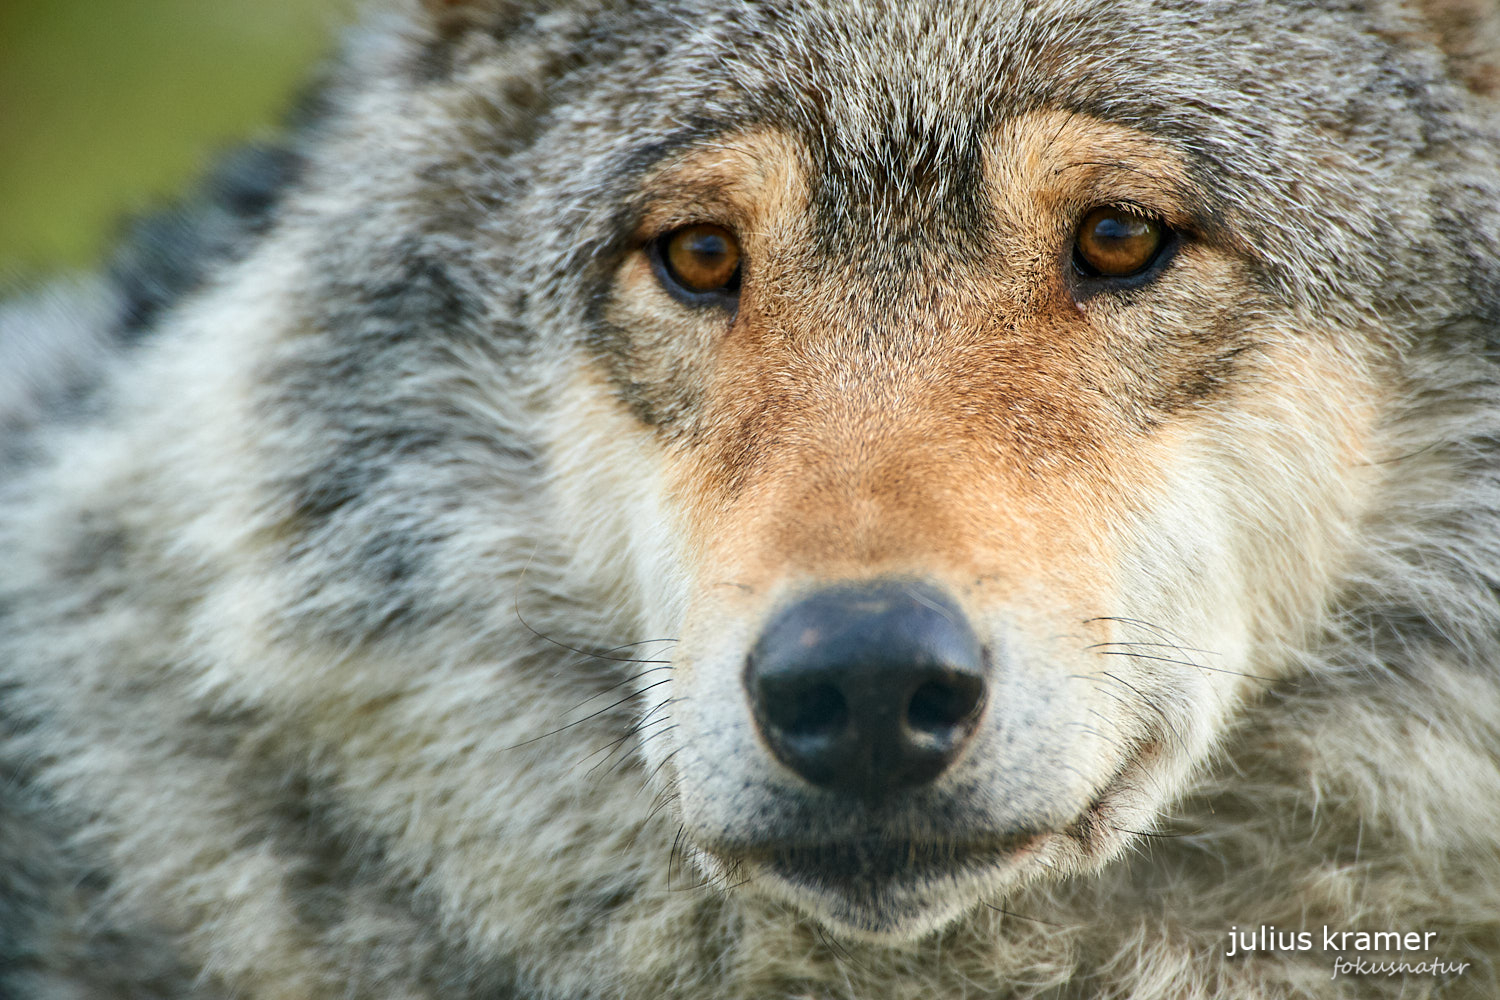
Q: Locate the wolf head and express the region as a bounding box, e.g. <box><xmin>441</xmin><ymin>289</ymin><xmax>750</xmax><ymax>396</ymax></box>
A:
<box><xmin>441</xmin><ymin>0</ymin><xmax>1495</xmax><ymax>939</ymax></box>
<box><xmin>36</xmin><ymin>0</ymin><xmax>1500</xmax><ymax>976</ymax></box>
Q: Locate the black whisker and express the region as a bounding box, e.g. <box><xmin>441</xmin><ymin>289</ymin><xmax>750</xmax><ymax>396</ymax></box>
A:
<box><xmin>595</xmin><ymin>719</ymin><xmax>678</xmax><ymax>779</ymax></box>
<box><xmin>1099</xmin><ymin>671</ymin><xmax>1188</xmax><ymax>752</ymax></box>
<box><xmin>499</xmin><ymin>677</ymin><xmax>673</xmax><ymax>751</ymax></box>
<box><xmin>722</xmin><ymin>870</ymin><xmax>754</xmax><ymax>891</ymax></box>
<box><xmin>814</xmin><ymin>922</ymin><xmax>869</xmax><ymax>971</ymax></box>
<box><xmin>1109</xmin><ymin>824</ymin><xmax>1197</xmax><ymax>840</ymax></box>
<box><xmin>1088</xmin><ymin>639</ymin><xmax>1220</xmax><ymax>657</ymax></box>
<box><xmin>513</xmin><ymin>591</ymin><xmax>675</xmax><ymax>665</ymax></box>
<box><xmin>1363</xmin><ymin>440</ymin><xmax>1440</xmax><ymax>467</ymax></box>
<box><xmin>669</xmin><ymin>824</ymin><xmax>686</xmax><ymax>892</ymax></box>
<box><xmin>1052</xmin><ymin>160</ymin><xmax>1173</xmax><ymax>183</ymax></box>
<box><xmin>644</xmin><ymin>746</ymin><xmax>686</xmax><ymax>792</ymax></box>
<box><xmin>1091</xmin><ymin>649</ymin><xmax>1273</xmax><ymax>683</ymax></box>
<box><xmin>584</xmin><ymin>698</ymin><xmax>674</xmax><ymax>770</ymax></box>
<box><xmin>984</xmin><ymin>902</ymin><xmax>1062</xmax><ymax>927</ymax></box>
<box><xmin>562</xmin><ymin>665</ymin><xmax>674</xmax><ymax>716</ymax></box>
<box><xmin>1085</xmin><ymin>616</ymin><xmax>1197</xmax><ymax>649</ymax></box>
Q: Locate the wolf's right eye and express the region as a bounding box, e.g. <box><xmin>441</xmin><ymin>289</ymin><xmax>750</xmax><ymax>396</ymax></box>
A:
<box><xmin>1073</xmin><ymin>207</ymin><xmax>1167</xmax><ymax>279</ymax></box>
<box><xmin>651</xmin><ymin>224</ymin><xmax>742</xmax><ymax>305</ymax></box>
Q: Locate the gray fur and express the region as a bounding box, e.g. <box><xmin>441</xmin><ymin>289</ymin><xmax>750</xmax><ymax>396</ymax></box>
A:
<box><xmin>3</xmin><ymin>1</ymin><xmax>1500</xmax><ymax>997</ymax></box>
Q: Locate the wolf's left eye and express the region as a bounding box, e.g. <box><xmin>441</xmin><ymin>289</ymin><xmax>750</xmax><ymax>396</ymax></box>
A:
<box><xmin>1073</xmin><ymin>207</ymin><xmax>1168</xmax><ymax>279</ymax></box>
<box><xmin>651</xmin><ymin>224</ymin><xmax>742</xmax><ymax>305</ymax></box>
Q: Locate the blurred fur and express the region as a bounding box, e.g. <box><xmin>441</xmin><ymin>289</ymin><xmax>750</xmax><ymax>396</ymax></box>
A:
<box><xmin>2</xmin><ymin>1</ymin><xmax>1500</xmax><ymax>997</ymax></box>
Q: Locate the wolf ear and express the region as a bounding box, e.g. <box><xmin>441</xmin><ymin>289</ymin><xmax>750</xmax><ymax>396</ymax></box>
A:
<box><xmin>1415</xmin><ymin>0</ymin><xmax>1500</xmax><ymax>97</ymax></box>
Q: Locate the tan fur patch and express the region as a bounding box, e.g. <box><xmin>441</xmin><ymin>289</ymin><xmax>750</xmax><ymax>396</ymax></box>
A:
<box><xmin>623</xmin><ymin>114</ymin><xmax>1232</xmax><ymax>622</ymax></box>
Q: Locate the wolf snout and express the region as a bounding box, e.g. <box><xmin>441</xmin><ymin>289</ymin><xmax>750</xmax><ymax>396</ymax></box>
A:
<box><xmin>743</xmin><ymin>579</ymin><xmax>989</xmax><ymax>801</ymax></box>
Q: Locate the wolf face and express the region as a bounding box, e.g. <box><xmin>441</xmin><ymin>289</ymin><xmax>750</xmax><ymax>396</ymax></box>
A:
<box><xmin>5</xmin><ymin>0</ymin><xmax>1500</xmax><ymax>997</ymax></box>
<box><xmin>529</xmin><ymin>8</ymin><xmax>1406</xmax><ymax>939</ymax></box>
<box><xmin>553</xmin><ymin>106</ymin><xmax>1380</xmax><ymax>935</ymax></box>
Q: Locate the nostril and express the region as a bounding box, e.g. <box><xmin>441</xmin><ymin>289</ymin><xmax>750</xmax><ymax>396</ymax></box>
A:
<box><xmin>906</xmin><ymin>674</ymin><xmax>985</xmax><ymax>735</ymax></box>
<box><xmin>768</xmin><ymin>681</ymin><xmax>849</xmax><ymax>740</ymax></box>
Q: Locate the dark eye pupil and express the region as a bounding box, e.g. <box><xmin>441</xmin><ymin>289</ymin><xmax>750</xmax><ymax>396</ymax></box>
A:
<box><xmin>685</xmin><ymin>232</ymin><xmax>729</xmax><ymax>265</ymax></box>
<box><xmin>1092</xmin><ymin>214</ymin><xmax>1150</xmax><ymax>245</ymax></box>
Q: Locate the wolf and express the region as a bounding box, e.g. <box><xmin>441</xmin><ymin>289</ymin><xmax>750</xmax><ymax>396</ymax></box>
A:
<box><xmin>3</xmin><ymin>0</ymin><xmax>1500</xmax><ymax>997</ymax></box>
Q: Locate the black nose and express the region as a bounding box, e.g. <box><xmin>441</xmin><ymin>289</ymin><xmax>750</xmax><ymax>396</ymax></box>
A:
<box><xmin>744</xmin><ymin>579</ymin><xmax>988</xmax><ymax>800</ymax></box>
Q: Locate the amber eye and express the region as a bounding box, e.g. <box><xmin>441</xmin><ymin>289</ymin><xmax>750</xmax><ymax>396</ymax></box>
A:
<box><xmin>1074</xmin><ymin>206</ymin><xmax>1167</xmax><ymax>278</ymax></box>
<box><xmin>654</xmin><ymin>224</ymin><xmax>742</xmax><ymax>302</ymax></box>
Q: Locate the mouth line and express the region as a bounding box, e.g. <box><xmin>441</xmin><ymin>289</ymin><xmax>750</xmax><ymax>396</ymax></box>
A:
<box><xmin>700</xmin><ymin>741</ymin><xmax>1163</xmax><ymax>885</ymax></box>
<box><xmin>1065</xmin><ymin>733</ymin><xmax>1168</xmax><ymax>852</ymax></box>
<box><xmin>685</xmin><ymin>737</ymin><xmax>1166</xmax><ymax>915</ymax></box>
<box><xmin>706</xmin><ymin>830</ymin><xmax>1043</xmax><ymax>886</ymax></box>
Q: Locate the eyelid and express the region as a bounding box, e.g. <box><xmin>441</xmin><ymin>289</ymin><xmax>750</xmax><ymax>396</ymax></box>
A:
<box><xmin>635</xmin><ymin>204</ymin><xmax>740</xmax><ymax>246</ymax></box>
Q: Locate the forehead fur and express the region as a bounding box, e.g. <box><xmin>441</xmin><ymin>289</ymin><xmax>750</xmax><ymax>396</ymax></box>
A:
<box><xmin>456</xmin><ymin>0</ymin><xmax>1497</xmax><ymax>332</ymax></box>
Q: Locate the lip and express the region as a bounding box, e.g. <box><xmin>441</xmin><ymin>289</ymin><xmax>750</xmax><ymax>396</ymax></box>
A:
<box><xmin>693</xmin><ymin>831</ymin><xmax>1049</xmax><ymax>937</ymax></box>
<box><xmin>681</xmin><ymin>736</ymin><xmax>1166</xmax><ymax>938</ymax></box>
<box><xmin>1063</xmin><ymin>734</ymin><xmax>1168</xmax><ymax>852</ymax></box>
<box><xmin>706</xmin><ymin>830</ymin><xmax>1043</xmax><ymax>891</ymax></box>
<box><xmin>696</xmin><ymin>745</ymin><xmax>1160</xmax><ymax>895</ymax></box>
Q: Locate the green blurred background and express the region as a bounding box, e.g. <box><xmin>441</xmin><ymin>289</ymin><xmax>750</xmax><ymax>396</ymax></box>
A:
<box><xmin>1</xmin><ymin>0</ymin><xmax>353</xmax><ymax>276</ymax></box>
